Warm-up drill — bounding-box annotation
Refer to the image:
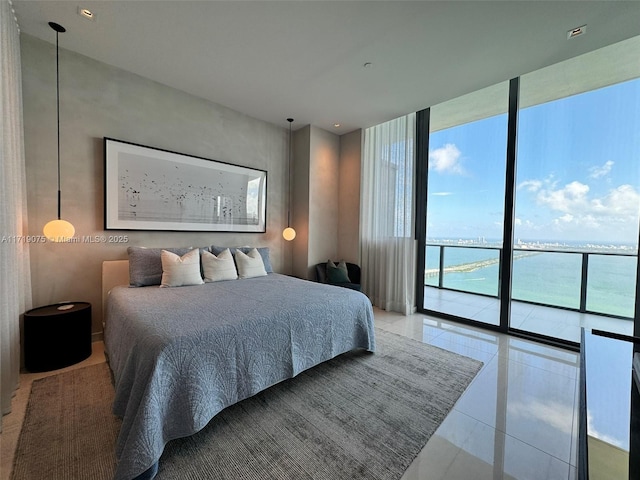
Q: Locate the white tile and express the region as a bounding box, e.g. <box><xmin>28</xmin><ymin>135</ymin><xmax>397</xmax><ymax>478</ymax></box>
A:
<box><xmin>469</xmin><ymin>308</ymin><xmax>501</xmax><ymax>325</ymax></box>
<box><xmin>557</xmin><ymin>324</ymin><xmax>582</xmax><ymax>344</ymax></box>
<box><xmin>453</xmin><ymin>355</ymin><xmax>576</xmax><ymax>463</ymax></box>
<box><xmin>569</xmin><ymin>376</ymin><xmax>580</xmax><ymax>467</ymax></box>
<box><xmin>378</xmin><ymin>295</ymin><xmax>580</xmax><ymax>479</ymax></box>
<box><xmin>518</xmin><ymin>316</ymin><xmax>570</xmax><ymax>339</ymax></box>
<box><xmin>510</xmin><ymin>301</ymin><xmax>536</xmax><ymax>317</ymax></box>
<box><xmin>427</xmin><ymin>332</ymin><xmax>497</xmax><ymax>364</ymax></box>
<box><xmin>456</xmin><ymin>294</ymin><xmax>496</xmax><ymax>309</ymax></box>
<box><xmin>579</xmin><ymin>314</ymin><xmax>633</xmax><ymax>336</ymax></box>
<box><xmin>499</xmin><ymin>337</ymin><xmax>579</xmax><ymax>380</ymax></box>
<box><xmin>436</xmin><ymin>302</ymin><xmax>488</xmax><ymax>319</ymax></box>
<box><xmin>404</xmin><ymin>410</ymin><xmax>571</xmax><ymax>480</ymax></box>
<box><xmin>427</xmin><ymin>330</ymin><xmax>501</xmax><ymax>358</ymax></box>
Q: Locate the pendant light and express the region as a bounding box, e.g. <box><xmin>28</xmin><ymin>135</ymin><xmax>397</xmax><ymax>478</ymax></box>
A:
<box><xmin>43</xmin><ymin>22</ymin><xmax>75</xmax><ymax>242</ymax></box>
<box><xmin>282</xmin><ymin>118</ymin><xmax>296</xmax><ymax>241</ymax></box>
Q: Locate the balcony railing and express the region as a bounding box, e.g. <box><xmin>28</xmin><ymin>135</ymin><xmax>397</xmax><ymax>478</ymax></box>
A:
<box><xmin>425</xmin><ymin>243</ymin><xmax>637</xmax><ymax>319</ymax></box>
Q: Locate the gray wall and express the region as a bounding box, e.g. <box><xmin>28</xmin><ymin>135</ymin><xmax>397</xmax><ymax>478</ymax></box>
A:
<box><xmin>308</xmin><ymin>126</ymin><xmax>340</xmax><ymax>274</ymax></box>
<box><xmin>291</xmin><ymin>126</ymin><xmax>311</xmax><ymax>279</ymax></box>
<box><xmin>290</xmin><ymin>125</ymin><xmax>361</xmax><ymax>280</ymax></box>
<box><xmin>338</xmin><ymin>129</ymin><xmax>361</xmax><ymax>264</ymax></box>
<box><xmin>21</xmin><ymin>34</ymin><xmax>290</xmax><ymax>336</ymax></box>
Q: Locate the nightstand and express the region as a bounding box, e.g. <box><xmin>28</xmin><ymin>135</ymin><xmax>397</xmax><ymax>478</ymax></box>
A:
<box><xmin>24</xmin><ymin>302</ymin><xmax>92</xmax><ymax>372</ymax></box>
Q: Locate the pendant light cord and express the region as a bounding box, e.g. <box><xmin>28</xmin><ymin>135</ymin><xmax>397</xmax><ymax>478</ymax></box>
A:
<box><xmin>55</xmin><ymin>28</ymin><xmax>61</xmax><ymax>219</ymax></box>
<box><xmin>43</xmin><ymin>21</ymin><xmax>74</xmax><ymax>241</ymax></box>
<box><xmin>287</xmin><ymin>118</ymin><xmax>293</xmax><ymax>227</ymax></box>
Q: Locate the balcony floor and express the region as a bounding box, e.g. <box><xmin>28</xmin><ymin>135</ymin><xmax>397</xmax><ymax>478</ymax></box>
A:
<box><xmin>424</xmin><ymin>286</ymin><xmax>633</xmax><ymax>343</ymax></box>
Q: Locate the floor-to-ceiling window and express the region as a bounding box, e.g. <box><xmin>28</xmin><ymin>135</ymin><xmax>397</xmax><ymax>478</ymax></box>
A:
<box><xmin>424</xmin><ymin>83</ymin><xmax>509</xmax><ymax>326</ymax></box>
<box><xmin>512</xmin><ymin>48</ymin><xmax>640</xmax><ymax>342</ymax></box>
<box><xmin>418</xmin><ymin>35</ymin><xmax>640</xmax><ymax>345</ymax></box>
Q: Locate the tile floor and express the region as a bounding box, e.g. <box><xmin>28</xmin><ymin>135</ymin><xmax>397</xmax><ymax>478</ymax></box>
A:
<box><xmin>375</xmin><ymin>309</ymin><xmax>580</xmax><ymax>480</ymax></box>
<box><xmin>1</xmin><ymin>309</ymin><xmax>580</xmax><ymax>480</ymax></box>
<box><xmin>424</xmin><ymin>286</ymin><xmax>633</xmax><ymax>344</ymax></box>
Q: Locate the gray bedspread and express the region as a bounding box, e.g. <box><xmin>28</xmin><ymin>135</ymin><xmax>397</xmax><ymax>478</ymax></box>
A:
<box><xmin>104</xmin><ymin>273</ymin><xmax>375</xmax><ymax>480</ymax></box>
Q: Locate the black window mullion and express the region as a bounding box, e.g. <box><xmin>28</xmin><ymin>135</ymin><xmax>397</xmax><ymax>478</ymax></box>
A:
<box><xmin>499</xmin><ymin>77</ymin><xmax>520</xmax><ymax>332</ymax></box>
<box><xmin>415</xmin><ymin>108</ymin><xmax>430</xmax><ymax>311</ymax></box>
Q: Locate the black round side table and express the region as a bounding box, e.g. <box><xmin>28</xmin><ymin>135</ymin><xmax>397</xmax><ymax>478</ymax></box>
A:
<box><xmin>24</xmin><ymin>302</ymin><xmax>92</xmax><ymax>372</ymax></box>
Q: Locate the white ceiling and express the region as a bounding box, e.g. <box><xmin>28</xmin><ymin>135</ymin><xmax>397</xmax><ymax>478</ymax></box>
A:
<box><xmin>12</xmin><ymin>1</ymin><xmax>640</xmax><ymax>134</ymax></box>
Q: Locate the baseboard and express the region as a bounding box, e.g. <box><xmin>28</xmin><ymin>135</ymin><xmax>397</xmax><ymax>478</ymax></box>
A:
<box><xmin>92</xmin><ymin>331</ymin><xmax>104</xmax><ymax>342</ymax></box>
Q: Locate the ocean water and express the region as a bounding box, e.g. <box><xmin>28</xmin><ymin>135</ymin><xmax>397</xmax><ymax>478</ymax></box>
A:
<box><xmin>425</xmin><ymin>245</ymin><xmax>636</xmax><ymax>318</ymax></box>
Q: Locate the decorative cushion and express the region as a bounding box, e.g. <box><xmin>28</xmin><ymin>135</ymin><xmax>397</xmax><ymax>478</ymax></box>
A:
<box><xmin>128</xmin><ymin>246</ymin><xmax>193</xmax><ymax>286</ymax></box>
<box><xmin>235</xmin><ymin>248</ymin><xmax>268</xmax><ymax>279</ymax></box>
<box><xmin>210</xmin><ymin>246</ymin><xmax>273</xmax><ymax>273</ymax></box>
<box><xmin>160</xmin><ymin>249</ymin><xmax>204</xmax><ymax>287</ymax></box>
<box><xmin>201</xmin><ymin>249</ymin><xmax>238</xmax><ymax>282</ymax></box>
<box><xmin>327</xmin><ymin>260</ymin><xmax>351</xmax><ymax>283</ymax></box>
<box><xmin>327</xmin><ymin>259</ymin><xmax>351</xmax><ymax>283</ymax></box>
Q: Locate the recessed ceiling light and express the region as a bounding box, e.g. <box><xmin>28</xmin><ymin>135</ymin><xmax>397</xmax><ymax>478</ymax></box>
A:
<box><xmin>567</xmin><ymin>25</ymin><xmax>586</xmax><ymax>39</ymax></box>
<box><xmin>78</xmin><ymin>6</ymin><xmax>95</xmax><ymax>21</ymax></box>
<box><xmin>333</xmin><ymin>123</ymin><xmax>341</xmax><ymax>128</ymax></box>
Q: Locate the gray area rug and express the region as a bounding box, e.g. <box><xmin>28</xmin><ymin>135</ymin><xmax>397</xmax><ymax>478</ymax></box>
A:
<box><xmin>12</xmin><ymin>329</ymin><xmax>482</xmax><ymax>480</ymax></box>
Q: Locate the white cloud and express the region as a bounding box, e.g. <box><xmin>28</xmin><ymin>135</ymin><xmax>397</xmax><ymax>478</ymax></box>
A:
<box><xmin>429</xmin><ymin>144</ymin><xmax>464</xmax><ymax>174</ymax></box>
<box><xmin>591</xmin><ymin>184</ymin><xmax>640</xmax><ymax>216</ymax></box>
<box><xmin>517</xmin><ymin>180</ymin><xmax>542</xmax><ymax>192</ymax></box>
<box><xmin>431</xmin><ymin>192</ymin><xmax>453</xmax><ymax>196</ymax></box>
<box><xmin>587</xmin><ymin>411</ymin><xmax>625</xmax><ymax>449</ymax></box>
<box><xmin>523</xmin><ymin>178</ymin><xmax>640</xmax><ymax>237</ymax></box>
<box><xmin>537</xmin><ymin>181</ymin><xmax>590</xmax><ymax>213</ymax></box>
<box><xmin>537</xmin><ymin>182</ymin><xmax>640</xmax><ymax>219</ymax></box>
<box><xmin>589</xmin><ymin>160</ymin><xmax>614</xmax><ymax>179</ymax></box>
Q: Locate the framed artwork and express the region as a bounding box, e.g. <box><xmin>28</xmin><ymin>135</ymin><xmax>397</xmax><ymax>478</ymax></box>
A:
<box><xmin>104</xmin><ymin>138</ymin><xmax>267</xmax><ymax>232</ymax></box>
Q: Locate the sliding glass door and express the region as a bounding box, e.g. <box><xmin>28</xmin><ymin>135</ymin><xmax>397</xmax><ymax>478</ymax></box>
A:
<box><xmin>423</xmin><ymin>83</ymin><xmax>509</xmax><ymax>326</ymax></box>
<box><xmin>418</xmin><ymin>35</ymin><xmax>640</xmax><ymax>345</ymax></box>
<box><xmin>512</xmin><ymin>65</ymin><xmax>640</xmax><ymax>342</ymax></box>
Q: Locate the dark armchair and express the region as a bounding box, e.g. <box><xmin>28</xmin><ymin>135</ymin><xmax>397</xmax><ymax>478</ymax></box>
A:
<box><xmin>314</xmin><ymin>261</ymin><xmax>361</xmax><ymax>292</ymax></box>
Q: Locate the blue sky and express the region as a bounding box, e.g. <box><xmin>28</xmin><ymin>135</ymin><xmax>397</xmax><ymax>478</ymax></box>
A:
<box><xmin>426</xmin><ymin>77</ymin><xmax>640</xmax><ymax>245</ymax></box>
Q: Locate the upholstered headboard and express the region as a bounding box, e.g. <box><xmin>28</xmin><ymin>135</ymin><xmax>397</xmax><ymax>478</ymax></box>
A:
<box><xmin>102</xmin><ymin>260</ymin><xmax>129</xmax><ymax>324</ymax></box>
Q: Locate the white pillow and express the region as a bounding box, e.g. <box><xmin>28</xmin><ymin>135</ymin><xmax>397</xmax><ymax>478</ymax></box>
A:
<box><xmin>202</xmin><ymin>248</ymin><xmax>238</xmax><ymax>282</ymax></box>
<box><xmin>160</xmin><ymin>249</ymin><xmax>204</xmax><ymax>287</ymax></box>
<box><xmin>235</xmin><ymin>248</ymin><xmax>268</xmax><ymax>279</ymax></box>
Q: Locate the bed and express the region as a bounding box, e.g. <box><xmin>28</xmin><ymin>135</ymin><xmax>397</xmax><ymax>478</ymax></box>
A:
<box><xmin>102</xmin><ymin>252</ymin><xmax>376</xmax><ymax>480</ymax></box>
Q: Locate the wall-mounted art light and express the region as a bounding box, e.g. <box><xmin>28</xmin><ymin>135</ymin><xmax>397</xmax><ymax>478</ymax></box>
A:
<box><xmin>43</xmin><ymin>22</ymin><xmax>75</xmax><ymax>243</ymax></box>
<box><xmin>282</xmin><ymin>118</ymin><xmax>296</xmax><ymax>241</ymax></box>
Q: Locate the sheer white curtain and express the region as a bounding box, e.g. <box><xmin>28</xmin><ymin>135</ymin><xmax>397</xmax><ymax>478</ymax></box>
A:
<box><xmin>0</xmin><ymin>0</ymin><xmax>32</xmax><ymax>429</ymax></box>
<box><xmin>360</xmin><ymin>113</ymin><xmax>416</xmax><ymax>315</ymax></box>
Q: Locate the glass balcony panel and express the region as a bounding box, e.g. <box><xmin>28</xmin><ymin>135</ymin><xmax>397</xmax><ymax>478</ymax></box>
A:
<box><xmin>425</xmin><ymin>245</ymin><xmax>441</xmax><ymax>287</ymax></box>
<box><xmin>441</xmin><ymin>246</ymin><xmax>499</xmax><ymax>296</ymax></box>
<box><xmin>587</xmin><ymin>254</ymin><xmax>637</xmax><ymax>318</ymax></box>
<box><xmin>514</xmin><ymin>50</ymin><xmax>640</xmax><ymax>338</ymax></box>
<box><xmin>511</xmin><ymin>251</ymin><xmax>581</xmax><ymax>309</ymax></box>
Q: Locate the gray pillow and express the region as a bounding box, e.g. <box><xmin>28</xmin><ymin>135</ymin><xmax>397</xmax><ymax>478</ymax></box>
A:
<box><xmin>210</xmin><ymin>246</ymin><xmax>273</xmax><ymax>273</ymax></box>
<box><xmin>128</xmin><ymin>246</ymin><xmax>193</xmax><ymax>287</ymax></box>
